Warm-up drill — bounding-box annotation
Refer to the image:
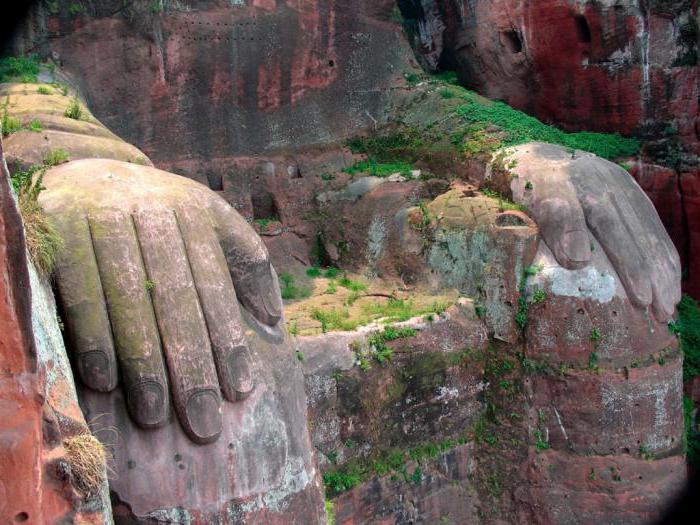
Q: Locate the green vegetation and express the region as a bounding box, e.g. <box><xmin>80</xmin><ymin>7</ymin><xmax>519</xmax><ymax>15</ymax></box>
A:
<box><xmin>145</xmin><ymin>279</ymin><xmax>156</xmax><ymax>292</ymax></box>
<box><xmin>28</xmin><ymin>119</ymin><xmax>43</xmax><ymax>132</ymax></box>
<box><xmin>1</xmin><ymin>109</ymin><xmax>21</xmax><ymax>136</ymax></box>
<box><xmin>295</xmin><ymin>350</ymin><xmax>305</xmax><ymax>362</ymax></box>
<box><xmin>684</xmin><ymin>396</ymin><xmax>700</xmax><ymax>466</ymax></box>
<box><xmin>0</xmin><ymin>55</ymin><xmax>41</xmax><ymax>83</ymax></box>
<box><xmin>37</xmin><ymin>85</ymin><xmax>52</xmax><ymax>95</ymax></box>
<box><xmin>531</xmin><ymin>289</ymin><xmax>547</xmax><ymax>304</ymax></box>
<box><xmin>279</xmin><ymin>273</ymin><xmax>312</xmax><ymax>301</ymax></box>
<box><xmin>346</xmin><ymin>159</ymin><xmax>414</xmax><ymax>178</ymax></box>
<box><xmin>44</xmin><ymin>148</ymin><xmax>70</xmax><ymax>166</ymax></box>
<box><xmin>11</xmin><ymin>165</ymin><xmax>63</xmax><ymax>275</ymax></box>
<box><xmin>312</xmin><ymin>299</ymin><xmax>448</xmax><ymax>333</ymax></box>
<box><xmin>590</xmin><ymin>327</ymin><xmax>602</xmax><ymax>344</ymax></box>
<box><xmin>306</xmin><ymin>266</ymin><xmax>322</xmax><ymax>278</ymax></box>
<box><xmin>366</xmin><ymin>325</ymin><xmax>418</xmax><ymax>365</ymax></box>
<box><xmin>253</xmin><ymin>217</ymin><xmax>280</xmax><ymax>230</ymax></box>
<box><xmin>454</xmin><ymin>91</ymin><xmax>640</xmax><ymax>160</ymax></box>
<box><xmin>588</xmin><ymin>351</ymin><xmax>599</xmax><ymax>373</ymax></box>
<box><xmin>323</xmin><ymin>435</ymin><xmax>467</xmax><ymax>497</ymax></box>
<box><xmin>639</xmin><ymin>445</ymin><xmax>655</xmax><ymax>461</ymax></box>
<box><xmin>64</xmin><ymin>97</ymin><xmax>83</xmax><ymax>120</ymax></box>
<box><xmin>515</xmin><ymin>265</ymin><xmax>544</xmax><ymax>330</ymax></box>
<box><xmin>678</xmin><ymin>295</ymin><xmax>700</xmax><ymax>465</ymax></box>
<box><xmin>69</xmin><ymin>3</ymin><xmax>86</xmax><ymax>16</ymax></box>
<box><xmin>480</xmin><ymin>188</ymin><xmax>526</xmax><ymax>212</ymax></box>
<box><xmin>679</xmin><ymin>295</ymin><xmax>700</xmax><ymax>381</ymax></box>
<box><xmin>533</xmin><ymin>429</ymin><xmax>549</xmax><ymax>451</ymax></box>
<box><xmin>338</xmin><ymin>275</ymin><xmax>368</xmax><ymax>293</ymax></box>
<box><xmin>325</xmin><ymin>499</ymin><xmax>335</xmax><ymax>525</ymax></box>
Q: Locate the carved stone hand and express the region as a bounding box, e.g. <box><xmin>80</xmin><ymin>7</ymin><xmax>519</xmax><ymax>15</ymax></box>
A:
<box><xmin>505</xmin><ymin>142</ymin><xmax>681</xmax><ymax>320</ymax></box>
<box><xmin>40</xmin><ymin>159</ymin><xmax>283</xmax><ymax>444</ymax></box>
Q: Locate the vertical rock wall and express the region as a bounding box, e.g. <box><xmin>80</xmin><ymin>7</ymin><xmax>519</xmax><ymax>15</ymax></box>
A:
<box><xmin>0</xmin><ymin>136</ymin><xmax>111</xmax><ymax>524</ymax></box>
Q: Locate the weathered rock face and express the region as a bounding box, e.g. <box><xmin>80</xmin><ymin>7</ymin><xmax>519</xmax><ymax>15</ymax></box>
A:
<box><xmin>0</xmin><ymin>136</ymin><xmax>111</xmax><ymax>523</ymax></box>
<box><xmin>10</xmin><ymin>0</ymin><xmax>406</xmax><ymax>193</ymax></box>
<box><xmin>400</xmin><ymin>0</ymin><xmax>700</xmax><ymax>296</ymax></box>
<box><xmin>299</xmin><ymin>145</ymin><xmax>686</xmax><ymax>524</ymax></box>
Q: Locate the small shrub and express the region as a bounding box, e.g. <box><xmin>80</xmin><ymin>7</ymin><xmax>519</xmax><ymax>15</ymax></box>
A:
<box><xmin>289</xmin><ymin>321</ymin><xmax>299</xmax><ymax>336</ymax></box>
<box><xmin>531</xmin><ymin>289</ymin><xmax>547</xmax><ymax>304</ymax></box>
<box><xmin>0</xmin><ymin>55</ymin><xmax>40</xmax><ymax>83</ymax></box>
<box><xmin>439</xmin><ymin>88</ymin><xmax>455</xmax><ymax>99</ymax></box>
<box><xmin>338</xmin><ymin>275</ymin><xmax>368</xmax><ymax>293</ymax></box>
<box><xmin>325</xmin><ymin>280</ymin><xmax>337</xmax><ymax>294</ymax></box>
<box><xmin>44</xmin><ymin>148</ymin><xmax>70</xmax><ymax>166</ymax></box>
<box><xmin>63</xmin><ymin>433</ymin><xmax>109</xmax><ymax>496</ymax></box>
<box><xmin>28</xmin><ymin>119</ymin><xmax>43</xmax><ymax>132</ymax></box>
<box><xmin>69</xmin><ymin>3</ymin><xmax>86</xmax><ymax>16</ymax></box>
<box><xmin>12</xmin><ymin>165</ymin><xmax>63</xmax><ymax>275</ymax></box>
<box><xmin>324</xmin><ymin>267</ymin><xmax>340</xmax><ymax>278</ymax></box>
<box><xmin>533</xmin><ymin>429</ymin><xmax>549</xmax><ymax>451</ymax></box>
<box><xmin>37</xmin><ymin>86</ymin><xmax>52</xmax><ymax>95</ymax></box>
<box><xmin>145</xmin><ymin>279</ymin><xmax>156</xmax><ymax>292</ymax></box>
<box><xmin>346</xmin><ymin>158</ymin><xmax>414</xmax><ymax>178</ymax></box>
<box><xmin>295</xmin><ymin>350</ymin><xmax>305</xmax><ymax>362</ymax></box>
<box><xmin>306</xmin><ymin>266</ymin><xmax>322</xmax><ymax>278</ymax></box>
<box><xmin>279</xmin><ymin>273</ymin><xmax>311</xmax><ymax>301</ymax></box>
<box><xmin>590</xmin><ymin>327</ymin><xmax>602</xmax><ymax>344</ymax></box>
<box><xmin>1</xmin><ymin>110</ymin><xmax>22</xmax><ymax>136</ymax></box>
<box><xmin>253</xmin><ymin>216</ymin><xmax>280</xmax><ymax>230</ymax></box>
<box><xmin>64</xmin><ymin>97</ymin><xmax>83</xmax><ymax>120</ymax></box>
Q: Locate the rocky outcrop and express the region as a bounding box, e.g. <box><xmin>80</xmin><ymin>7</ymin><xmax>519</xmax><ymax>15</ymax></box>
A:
<box><xmin>400</xmin><ymin>0</ymin><xmax>700</xmax><ymax>296</ymax></box>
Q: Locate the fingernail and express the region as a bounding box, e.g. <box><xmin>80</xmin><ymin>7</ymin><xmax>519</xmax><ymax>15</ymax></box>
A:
<box><xmin>128</xmin><ymin>381</ymin><xmax>166</xmax><ymax>428</ymax></box>
<box><xmin>260</xmin><ymin>267</ymin><xmax>283</xmax><ymax>325</ymax></box>
<box><xmin>185</xmin><ymin>390</ymin><xmax>222</xmax><ymax>443</ymax></box>
<box><xmin>561</xmin><ymin>230</ymin><xmax>591</xmax><ymax>267</ymax></box>
<box><xmin>227</xmin><ymin>346</ymin><xmax>254</xmax><ymax>400</ymax></box>
<box><xmin>80</xmin><ymin>350</ymin><xmax>116</xmax><ymax>392</ymax></box>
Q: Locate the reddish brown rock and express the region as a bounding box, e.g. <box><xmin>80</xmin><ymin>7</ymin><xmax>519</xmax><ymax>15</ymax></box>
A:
<box><xmin>516</xmin><ymin>450</ymin><xmax>687</xmax><ymax>524</ymax></box>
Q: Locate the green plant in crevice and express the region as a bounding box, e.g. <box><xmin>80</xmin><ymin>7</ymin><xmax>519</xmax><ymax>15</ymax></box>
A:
<box><xmin>515</xmin><ymin>265</ymin><xmax>544</xmax><ymax>331</ymax></box>
<box><xmin>44</xmin><ymin>148</ymin><xmax>70</xmax><ymax>166</ymax></box>
<box><xmin>28</xmin><ymin>119</ymin><xmax>43</xmax><ymax>132</ymax></box>
<box><xmin>11</xmin><ymin>165</ymin><xmax>63</xmax><ymax>275</ymax></box>
<box><xmin>64</xmin><ymin>97</ymin><xmax>83</xmax><ymax>120</ymax></box>
<box><xmin>533</xmin><ymin>429</ymin><xmax>549</xmax><ymax>451</ymax></box>
<box><xmin>295</xmin><ymin>350</ymin><xmax>305</xmax><ymax>362</ymax></box>
<box><xmin>145</xmin><ymin>279</ymin><xmax>156</xmax><ymax>292</ymax></box>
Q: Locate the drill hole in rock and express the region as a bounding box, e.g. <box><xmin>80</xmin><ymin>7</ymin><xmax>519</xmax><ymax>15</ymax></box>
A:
<box><xmin>502</xmin><ymin>30</ymin><xmax>523</xmax><ymax>54</ymax></box>
<box><xmin>14</xmin><ymin>513</ymin><xmax>29</xmax><ymax>523</ymax></box>
<box><xmin>206</xmin><ymin>171</ymin><xmax>224</xmax><ymax>191</ymax></box>
<box><xmin>575</xmin><ymin>15</ymin><xmax>592</xmax><ymax>43</ymax></box>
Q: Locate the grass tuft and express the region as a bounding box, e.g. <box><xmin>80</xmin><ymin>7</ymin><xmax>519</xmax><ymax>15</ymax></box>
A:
<box><xmin>44</xmin><ymin>148</ymin><xmax>71</xmax><ymax>166</ymax></box>
<box><xmin>63</xmin><ymin>433</ymin><xmax>108</xmax><ymax>496</ymax></box>
<box><xmin>12</xmin><ymin>165</ymin><xmax>63</xmax><ymax>275</ymax></box>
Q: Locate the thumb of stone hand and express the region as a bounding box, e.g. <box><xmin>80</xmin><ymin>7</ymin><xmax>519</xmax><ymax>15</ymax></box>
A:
<box><xmin>40</xmin><ymin>159</ymin><xmax>284</xmax><ymax>444</ymax></box>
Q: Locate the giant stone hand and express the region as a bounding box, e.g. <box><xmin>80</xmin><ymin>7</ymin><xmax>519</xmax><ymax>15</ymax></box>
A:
<box><xmin>40</xmin><ymin>159</ymin><xmax>283</xmax><ymax>444</ymax></box>
<box><xmin>503</xmin><ymin>142</ymin><xmax>681</xmax><ymax>321</ymax></box>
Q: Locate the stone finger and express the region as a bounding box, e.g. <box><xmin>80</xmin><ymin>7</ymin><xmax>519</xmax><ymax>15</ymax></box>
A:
<box><xmin>209</xmin><ymin>198</ymin><xmax>283</xmax><ymax>327</ymax></box>
<box><xmin>89</xmin><ymin>211</ymin><xmax>169</xmax><ymax>429</ymax></box>
<box><xmin>580</xmin><ymin>191</ymin><xmax>653</xmax><ymax>308</ymax></box>
<box><xmin>52</xmin><ymin>212</ymin><xmax>118</xmax><ymax>392</ymax></box>
<box><xmin>133</xmin><ymin>208</ymin><xmax>222</xmax><ymax>444</ymax></box>
<box><xmin>536</xmin><ymin>197</ymin><xmax>591</xmax><ymax>270</ymax></box>
<box><xmin>176</xmin><ymin>207</ymin><xmax>254</xmax><ymax>402</ymax></box>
